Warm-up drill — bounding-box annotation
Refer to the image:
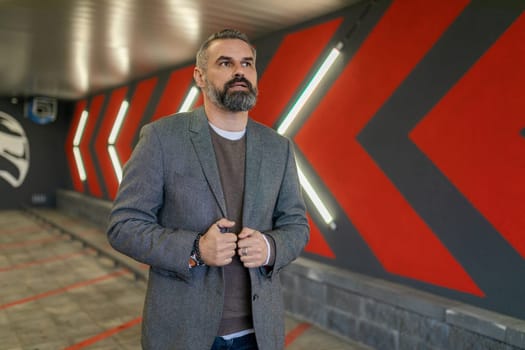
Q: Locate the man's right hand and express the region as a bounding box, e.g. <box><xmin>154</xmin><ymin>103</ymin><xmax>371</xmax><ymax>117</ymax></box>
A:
<box><xmin>199</xmin><ymin>218</ymin><xmax>237</xmax><ymax>266</ymax></box>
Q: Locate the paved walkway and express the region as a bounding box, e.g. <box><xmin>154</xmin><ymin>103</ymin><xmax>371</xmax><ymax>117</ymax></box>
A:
<box><xmin>0</xmin><ymin>209</ymin><xmax>370</xmax><ymax>350</ymax></box>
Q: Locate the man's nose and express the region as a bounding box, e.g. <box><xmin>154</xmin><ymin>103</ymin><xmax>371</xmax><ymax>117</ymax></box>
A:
<box><xmin>232</xmin><ymin>62</ymin><xmax>247</xmax><ymax>76</ymax></box>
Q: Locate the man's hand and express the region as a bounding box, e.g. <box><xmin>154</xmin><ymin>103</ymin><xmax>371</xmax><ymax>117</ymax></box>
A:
<box><xmin>237</xmin><ymin>227</ymin><xmax>268</xmax><ymax>268</ymax></box>
<box><xmin>199</xmin><ymin>218</ymin><xmax>237</xmax><ymax>266</ymax></box>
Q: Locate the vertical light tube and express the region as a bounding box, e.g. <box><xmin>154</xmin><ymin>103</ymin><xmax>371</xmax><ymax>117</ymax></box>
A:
<box><xmin>277</xmin><ymin>47</ymin><xmax>340</xmax><ymax>135</ymax></box>
<box><xmin>72</xmin><ymin>110</ymin><xmax>88</xmax><ymax>182</ymax></box>
<box><xmin>275</xmin><ymin>44</ymin><xmax>342</xmax><ymax>229</ymax></box>
<box><xmin>73</xmin><ymin>110</ymin><xmax>88</xmax><ymax>146</ymax></box>
<box><xmin>178</xmin><ymin>86</ymin><xmax>200</xmax><ymax>112</ymax></box>
<box><xmin>297</xmin><ymin>165</ymin><xmax>336</xmax><ymax>229</ymax></box>
<box><xmin>73</xmin><ymin>147</ymin><xmax>87</xmax><ymax>181</ymax></box>
<box><xmin>108</xmin><ymin>100</ymin><xmax>129</xmax><ymax>183</ymax></box>
<box><xmin>108</xmin><ymin>100</ymin><xmax>129</xmax><ymax>144</ymax></box>
<box><xmin>108</xmin><ymin>145</ymin><xmax>122</xmax><ymax>183</ymax></box>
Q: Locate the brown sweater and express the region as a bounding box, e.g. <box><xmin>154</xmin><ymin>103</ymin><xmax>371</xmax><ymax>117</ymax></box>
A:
<box><xmin>210</xmin><ymin>128</ymin><xmax>253</xmax><ymax>336</ymax></box>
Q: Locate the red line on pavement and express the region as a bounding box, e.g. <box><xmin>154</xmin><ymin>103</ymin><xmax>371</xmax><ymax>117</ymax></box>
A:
<box><xmin>0</xmin><ymin>269</ymin><xmax>128</xmax><ymax>310</ymax></box>
<box><xmin>0</xmin><ymin>236</ymin><xmax>66</xmax><ymax>250</ymax></box>
<box><xmin>285</xmin><ymin>322</ymin><xmax>312</xmax><ymax>347</ymax></box>
<box><xmin>0</xmin><ymin>225</ymin><xmax>43</xmax><ymax>235</ymax></box>
<box><xmin>63</xmin><ymin>316</ymin><xmax>142</xmax><ymax>350</ymax></box>
<box><xmin>0</xmin><ymin>251</ymin><xmax>90</xmax><ymax>272</ymax></box>
<box><xmin>65</xmin><ymin>317</ymin><xmax>310</xmax><ymax>349</ymax></box>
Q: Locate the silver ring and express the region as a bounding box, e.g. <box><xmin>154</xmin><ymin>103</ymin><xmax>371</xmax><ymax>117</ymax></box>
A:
<box><xmin>242</xmin><ymin>247</ymin><xmax>248</xmax><ymax>256</ymax></box>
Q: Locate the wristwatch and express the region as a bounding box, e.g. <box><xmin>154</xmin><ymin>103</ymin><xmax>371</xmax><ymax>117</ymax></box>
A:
<box><xmin>189</xmin><ymin>233</ymin><xmax>205</xmax><ymax>268</ymax></box>
<box><xmin>189</xmin><ymin>251</ymin><xmax>204</xmax><ymax>267</ymax></box>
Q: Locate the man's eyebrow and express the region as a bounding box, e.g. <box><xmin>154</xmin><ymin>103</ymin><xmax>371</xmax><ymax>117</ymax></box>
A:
<box><xmin>216</xmin><ymin>55</ymin><xmax>232</xmax><ymax>62</ymax></box>
<box><xmin>215</xmin><ymin>55</ymin><xmax>254</xmax><ymax>62</ymax></box>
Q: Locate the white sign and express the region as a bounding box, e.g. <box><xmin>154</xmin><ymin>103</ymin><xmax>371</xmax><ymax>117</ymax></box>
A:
<box><xmin>0</xmin><ymin>111</ymin><xmax>30</xmax><ymax>187</ymax></box>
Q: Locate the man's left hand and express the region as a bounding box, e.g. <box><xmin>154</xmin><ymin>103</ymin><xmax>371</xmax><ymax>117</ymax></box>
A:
<box><xmin>237</xmin><ymin>228</ymin><xmax>268</xmax><ymax>268</ymax></box>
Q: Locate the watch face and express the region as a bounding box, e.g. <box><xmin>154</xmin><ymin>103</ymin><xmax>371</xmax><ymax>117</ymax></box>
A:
<box><xmin>190</xmin><ymin>253</ymin><xmax>203</xmax><ymax>267</ymax></box>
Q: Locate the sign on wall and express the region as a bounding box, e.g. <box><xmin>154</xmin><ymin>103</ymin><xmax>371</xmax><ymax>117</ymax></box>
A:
<box><xmin>0</xmin><ymin>111</ymin><xmax>30</xmax><ymax>188</ymax></box>
<box><xmin>0</xmin><ymin>98</ymin><xmax>71</xmax><ymax>209</ymax></box>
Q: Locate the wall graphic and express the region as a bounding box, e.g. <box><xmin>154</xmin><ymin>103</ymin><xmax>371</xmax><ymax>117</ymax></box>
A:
<box><xmin>0</xmin><ymin>98</ymin><xmax>70</xmax><ymax>209</ymax></box>
<box><xmin>0</xmin><ymin>111</ymin><xmax>30</xmax><ymax>187</ymax></box>
<box><xmin>63</xmin><ymin>0</ymin><xmax>525</xmax><ymax>320</ymax></box>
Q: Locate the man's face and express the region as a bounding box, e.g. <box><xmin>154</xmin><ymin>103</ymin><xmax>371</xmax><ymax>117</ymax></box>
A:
<box><xmin>199</xmin><ymin>39</ymin><xmax>258</xmax><ymax>112</ymax></box>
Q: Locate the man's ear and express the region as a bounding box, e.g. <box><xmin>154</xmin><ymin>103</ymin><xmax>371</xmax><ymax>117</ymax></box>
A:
<box><xmin>193</xmin><ymin>67</ymin><xmax>205</xmax><ymax>88</ymax></box>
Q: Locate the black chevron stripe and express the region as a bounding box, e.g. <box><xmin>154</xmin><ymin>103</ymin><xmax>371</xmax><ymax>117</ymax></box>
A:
<box><xmin>357</xmin><ymin>0</ymin><xmax>525</xmax><ymax>319</ymax></box>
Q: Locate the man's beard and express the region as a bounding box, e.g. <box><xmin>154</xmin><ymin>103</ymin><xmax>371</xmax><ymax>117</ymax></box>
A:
<box><xmin>206</xmin><ymin>76</ymin><xmax>258</xmax><ymax>112</ymax></box>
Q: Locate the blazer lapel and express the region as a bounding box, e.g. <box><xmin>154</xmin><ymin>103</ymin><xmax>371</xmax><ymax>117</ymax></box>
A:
<box><xmin>189</xmin><ymin>108</ymin><xmax>228</xmax><ymax>217</ymax></box>
<box><xmin>243</xmin><ymin>119</ymin><xmax>263</xmax><ymax>226</ymax></box>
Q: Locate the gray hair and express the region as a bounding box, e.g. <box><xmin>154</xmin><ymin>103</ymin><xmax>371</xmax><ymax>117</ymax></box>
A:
<box><xmin>196</xmin><ymin>29</ymin><xmax>256</xmax><ymax>71</ymax></box>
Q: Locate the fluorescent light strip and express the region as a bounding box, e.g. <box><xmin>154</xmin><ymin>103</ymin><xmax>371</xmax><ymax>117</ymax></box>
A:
<box><xmin>178</xmin><ymin>86</ymin><xmax>200</xmax><ymax>112</ymax></box>
<box><xmin>297</xmin><ymin>166</ymin><xmax>336</xmax><ymax>229</ymax></box>
<box><xmin>73</xmin><ymin>147</ymin><xmax>87</xmax><ymax>181</ymax></box>
<box><xmin>72</xmin><ymin>110</ymin><xmax>88</xmax><ymax>182</ymax></box>
<box><xmin>274</xmin><ymin>45</ymin><xmax>341</xmax><ymax>228</ymax></box>
<box><xmin>73</xmin><ymin>110</ymin><xmax>88</xmax><ymax>146</ymax></box>
<box><xmin>277</xmin><ymin>47</ymin><xmax>340</xmax><ymax>135</ymax></box>
<box><xmin>108</xmin><ymin>145</ymin><xmax>123</xmax><ymax>183</ymax></box>
<box><xmin>107</xmin><ymin>100</ymin><xmax>129</xmax><ymax>184</ymax></box>
<box><xmin>108</xmin><ymin>100</ymin><xmax>129</xmax><ymax>144</ymax></box>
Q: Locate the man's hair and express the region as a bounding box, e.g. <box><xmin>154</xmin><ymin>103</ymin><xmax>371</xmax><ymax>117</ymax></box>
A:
<box><xmin>196</xmin><ymin>29</ymin><xmax>256</xmax><ymax>71</ymax></box>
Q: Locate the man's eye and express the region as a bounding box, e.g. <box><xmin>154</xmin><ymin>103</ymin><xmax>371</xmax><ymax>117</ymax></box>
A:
<box><xmin>219</xmin><ymin>61</ymin><xmax>231</xmax><ymax>67</ymax></box>
<box><xmin>242</xmin><ymin>62</ymin><xmax>252</xmax><ymax>67</ymax></box>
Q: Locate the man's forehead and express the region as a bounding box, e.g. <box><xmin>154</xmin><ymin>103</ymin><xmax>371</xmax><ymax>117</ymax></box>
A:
<box><xmin>207</xmin><ymin>39</ymin><xmax>254</xmax><ymax>59</ymax></box>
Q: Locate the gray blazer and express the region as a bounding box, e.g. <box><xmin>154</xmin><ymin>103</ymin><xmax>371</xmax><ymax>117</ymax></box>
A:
<box><xmin>107</xmin><ymin>107</ymin><xmax>309</xmax><ymax>350</ymax></box>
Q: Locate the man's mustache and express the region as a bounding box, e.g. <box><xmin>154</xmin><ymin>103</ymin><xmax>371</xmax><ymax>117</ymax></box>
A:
<box><xmin>225</xmin><ymin>77</ymin><xmax>254</xmax><ymax>91</ymax></box>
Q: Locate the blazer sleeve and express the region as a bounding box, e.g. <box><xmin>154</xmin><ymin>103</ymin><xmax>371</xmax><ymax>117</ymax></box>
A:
<box><xmin>106</xmin><ymin>123</ymin><xmax>196</xmax><ymax>280</ymax></box>
<box><xmin>262</xmin><ymin>139</ymin><xmax>310</xmax><ymax>276</ymax></box>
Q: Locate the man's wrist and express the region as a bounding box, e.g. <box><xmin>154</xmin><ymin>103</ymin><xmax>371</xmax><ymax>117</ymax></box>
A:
<box><xmin>189</xmin><ymin>233</ymin><xmax>205</xmax><ymax>268</ymax></box>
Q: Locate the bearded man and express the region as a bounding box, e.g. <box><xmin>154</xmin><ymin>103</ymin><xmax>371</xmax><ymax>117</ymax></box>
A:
<box><xmin>107</xmin><ymin>29</ymin><xmax>309</xmax><ymax>350</ymax></box>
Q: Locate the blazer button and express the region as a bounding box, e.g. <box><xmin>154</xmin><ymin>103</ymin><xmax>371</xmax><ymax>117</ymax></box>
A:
<box><xmin>252</xmin><ymin>294</ymin><xmax>259</xmax><ymax>301</ymax></box>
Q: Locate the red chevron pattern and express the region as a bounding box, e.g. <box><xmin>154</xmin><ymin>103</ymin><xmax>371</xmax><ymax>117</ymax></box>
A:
<box><xmin>151</xmin><ymin>66</ymin><xmax>195</xmax><ymax>122</ymax></box>
<box><xmin>115</xmin><ymin>77</ymin><xmax>158</xmax><ymax>169</ymax></box>
<box><xmin>410</xmin><ymin>11</ymin><xmax>525</xmax><ymax>259</ymax></box>
<box><xmin>295</xmin><ymin>0</ymin><xmax>482</xmax><ymax>294</ymax></box>
<box><xmin>60</xmin><ymin>0</ymin><xmax>525</xmax><ymax>319</ymax></box>
<box><xmin>250</xmin><ymin>19</ymin><xmax>343</xmax><ymax>258</ymax></box>
<box><xmin>250</xmin><ymin>18</ymin><xmax>343</xmax><ymax>128</ymax></box>
<box><xmin>94</xmin><ymin>87</ymin><xmax>128</xmax><ymax>199</ymax></box>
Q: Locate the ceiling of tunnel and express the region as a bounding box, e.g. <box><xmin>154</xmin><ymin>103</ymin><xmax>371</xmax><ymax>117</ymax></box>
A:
<box><xmin>0</xmin><ymin>0</ymin><xmax>357</xmax><ymax>100</ymax></box>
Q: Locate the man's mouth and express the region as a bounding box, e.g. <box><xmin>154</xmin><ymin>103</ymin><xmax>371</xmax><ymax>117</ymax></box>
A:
<box><xmin>230</xmin><ymin>82</ymin><xmax>247</xmax><ymax>88</ymax></box>
<box><xmin>226</xmin><ymin>78</ymin><xmax>251</xmax><ymax>90</ymax></box>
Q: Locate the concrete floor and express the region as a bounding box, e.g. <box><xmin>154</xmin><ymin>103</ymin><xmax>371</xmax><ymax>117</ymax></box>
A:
<box><xmin>0</xmin><ymin>209</ymin><xmax>370</xmax><ymax>350</ymax></box>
